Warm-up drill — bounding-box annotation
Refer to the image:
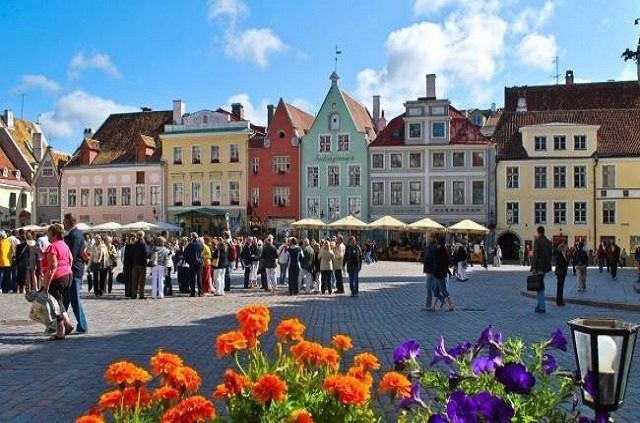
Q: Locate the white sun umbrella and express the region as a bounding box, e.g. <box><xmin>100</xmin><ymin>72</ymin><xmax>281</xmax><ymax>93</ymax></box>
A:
<box><xmin>290</xmin><ymin>218</ymin><xmax>326</xmax><ymax>230</ymax></box>
<box><xmin>76</xmin><ymin>222</ymin><xmax>92</xmax><ymax>231</ymax></box>
<box><xmin>327</xmin><ymin>215</ymin><xmax>369</xmax><ymax>231</ymax></box>
<box><xmin>406</xmin><ymin>217</ymin><xmax>445</xmax><ymax>232</ymax></box>
<box><xmin>90</xmin><ymin>222</ymin><xmax>123</xmax><ymax>232</ymax></box>
<box><xmin>18</xmin><ymin>224</ymin><xmax>48</xmax><ymax>231</ymax></box>
<box><xmin>155</xmin><ymin>221</ymin><xmax>182</xmax><ymax>232</ymax></box>
<box><xmin>448</xmin><ymin>219</ymin><xmax>489</xmax><ymax>235</ymax></box>
<box><xmin>123</xmin><ymin>221</ymin><xmax>158</xmax><ymax>231</ymax></box>
<box><xmin>368</xmin><ymin>215</ymin><xmax>406</xmax><ymax>230</ymax></box>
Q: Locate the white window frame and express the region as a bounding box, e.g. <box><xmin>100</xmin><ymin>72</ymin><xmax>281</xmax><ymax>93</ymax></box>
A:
<box><xmin>337</xmin><ymin>134</ymin><xmax>350</xmax><ymax>152</ymax></box>
<box><xmin>319</xmin><ymin>134</ymin><xmax>331</xmax><ymax>153</ymax></box>
<box><xmin>251</xmin><ymin>187</ymin><xmax>259</xmax><ymax>206</ymax></box>
<box><xmin>409</xmin><ymin>153</ymin><xmax>422</xmax><ymax>169</ymax></box>
<box><xmin>534</xmin><ymin>201</ymin><xmax>547</xmax><ymax>225</ymax></box>
<box><xmin>574</xmin><ymin>135</ymin><xmax>587</xmax><ymax>150</ymax></box>
<box><xmin>251</xmin><ymin>157</ymin><xmax>259</xmax><ymax>173</ymax></box>
<box><xmin>135</xmin><ymin>186</ymin><xmax>145</xmax><ymax>206</ymax></box>
<box><xmin>210</xmin><ymin>181</ymin><xmax>221</xmax><ymax>205</ymax></box>
<box><xmin>229</xmin><ymin>181</ymin><xmax>240</xmax><ymax>205</ymax></box>
<box><xmin>472</xmin><ymin>180</ymin><xmax>484</xmax><ymax>205</ymax></box>
<box><xmin>432</xmin><ymin>151</ymin><xmax>445</xmax><ymax>168</ymax></box>
<box><xmin>191</xmin><ymin>145</ymin><xmax>201</xmax><ymax>164</ymax></box>
<box><xmin>408</xmin><ymin>123</ymin><xmax>422</xmax><ymax>139</ymax></box>
<box><xmin>67</xmin><ymin>189</ymin><xmax>77</xmax><ymax>208</ymax></box>
<box><xmin>191</xmin><ymin>181</ymin><xmax>201</xmax><ymax>206</ymax></box>
<box><xmin>534</xmin><ymin>136</ymin><xmax>547</xmax><ymax>151</ymax></box>
<box><xmin>574</xmin><ymin>165</ymin><xmax>587</xmax><ymax>188</ymax></box>
<box><xmin>150</xmin><ymin>186</ymin><xmax>160</xmax><ymax>206</ymax></box>
<box><xmin>390</xmin><ymin>153</ymin><xmax>403</xmax><ymax>169</ymax></box>
<box><xmin>48</xmin><ymin>188</ymin><xmax>58</xmax><ymax>206</ymax></box>
<box><xmin>94</xmin><ymin>188</ymin><xmax>103</xmax><ymax>207</ymax></box>
<box><xmin>534</xmin><ymin>166</ymin><xmax>547</xmax><ymax>189</ymax></box>
<box><xmin>210</xmin><ymin>145</ymin><xmax>220</xmax><ymax>163</ymax></box>
<box><xmin>603</xmin><ymin>201</ymin><xmax>616</xmax><ymax>224</ymax></box>
<box><xmin>506</xmin><ymin>202</ymin><xmax>520</xmax><ymax>225</ymax></box>
<box><xmin>574</xmin><ymin>201</ymin><xmax>588</xmax><ymax>224</ymax></box>
<box><xmin>472</xmin><ymin>152</ymin><xmax>485</xmax><ymax>168</ymax></box>
<box><xmin>554</xmin><ymin>201</ymin><xmax>567</xmax><ymax>225</ymax></box>
<box><xmin>348</xmin><ymin>196</ymin><xmax>361</xmax><ymax>217</ymax></box>
<box><xmin>272</xmin><ymin>155</ymin><xmax>291</xmax><ymax>173</ymax></box>
<box><xmin>452</xmin><ymin>180</ymin><xmax>465</xmax><ymax>205</ymax></box>
<box><xmin>348</xmin><ymin>164</ymin><xmax>361</xmax><ymax>187</ymax></box>
<box><xmin>173</xmin><ymin>146</ymin><xmax>182</xmax><ymax>164</ymax></box>
<box><xmin>38</xmin><ymin>188</ymin><xmax>48</xmax><ymax>206</ymax></box>
<box><xmin>306</xmin><ymin>197</ymin><xmax>319</xmax><ymax>217</ymax></box>
<box><xmin>327</xmin><ymin>197</ymin><xmax>340</xmax><ymax>220</ymax></box>
<box><xmin>432</xmin><ymin>180</ymin><xmax>445</xmax><ymax>205</ymax></box>
<box><xmin>80</xmin><ymin>188</ymin><xmax>90</xmax><ymax>207</ymax></box>
<box><xmin>230</xmin><ymin>144</ymin><xmax>239</xmax><ymax>163</ymax></box>
<box><xmin>327</xmin><ymin>164</ymin><xmax>340</xmax><ymax>187</ymax></box>
<box><xmin>307</xmin><ymin>166</ymin><xmax>319</xmax><ymax>188</ymax></box>
<box><xmin>553</xmin><ymin>135</ymin><xmax>567</xmax><ymax>151</ymax></box>
<box><xmin>506</xmin><ymin>166</ymin><xmax>519</xmax><ymax>189</ymax></box>
<box><xmin>172</xmin><ymin>183</ymin><xmax>183</xmax><ymax>206</ymax></box>
<box><xmin>553</xmin><ymin>166</ymin><xmax>567</xmax><ymax>188</ymax></box>
<box><xmin>121</xmin><ymin>187</ymin><xmax>131</xmax><ymax>207</ymax></box>
<box><xmin>107</xmin><ymin>187</ymin><xmax>117</xmax><ymax>206</ymax></box>
<box><xmin>409</xmin><ymin>181</ymin><xmax>422</xmax><ymax>205</ymax></box>
<box><xmin>431</xmin><ymin>121</ymin><xmax>446</xmax><ymax>139</ymax></box>
<box><xmin>390</xmin><ymin>181</ymin><xmax>403</xmax><ymax>206</ymax></box>
<box><xmin>371</xmin><ymin>153</ymin><xmax>384</xmax><ymax>169</ymax></box>
<box><xmin>452</xmin><ymin>151</ymin><xmax>465</xmax><ymax>168</ymax></box>
<box><xmin>371</xmin><ymin>181</ymin><xmax>384</xmax><ymax>206</ymax></box>
<box><xmin>273</xmin><ymin>186</ymin><xmax>290</xmax><ymax>207</ymax></box>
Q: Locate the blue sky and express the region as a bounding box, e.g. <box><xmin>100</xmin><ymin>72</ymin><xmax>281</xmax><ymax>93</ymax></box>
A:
<box><xmin>1</xmin><ymin>0</ymin><xmax>638</xmax><ymax>153</ymax></box>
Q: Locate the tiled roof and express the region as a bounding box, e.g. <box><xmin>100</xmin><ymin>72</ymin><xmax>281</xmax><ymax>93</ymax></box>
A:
<box><xmin>66</xmin><ymin>110</ymin><xmax>173</xmax><ymax>167</ymax></box>
<box><xmin>369</xmin><ymin>113</ymin><xmax>405</xmax><ymax>147</ymax></box>
<box><xmin>7</xmin><ymin>118</ymin><xmax>38</xmax><ymax>164</ymax></box>
<box><xmin>284</xmin><ymin>102</ymin><xmax>314</xmax><ymax>135</ymax></box>
<box><xmin>494</xmin><ymin>109</ymin><xmax>640</xmax><ymax>159</ymax></box>
<box><xmin>138</xmin><ymin>134</ymin><xmax>155</xmax><ymax>148</ymax></box>
<box><xmin>0</xmin><ymin>145</ymin><xmax>30</xmax><ymax>188</ymax></box>
<box><xmin>341</xmin><ymin>90</ymin><xmax>376</xmax><ymax>139</ymax></box>
<box><xmin>504</xmin><ymin>80</ymin><xmax>640</xmax><ymax>112</ymax></box>
<box><xmin>248</xmin><ymin>131</ymin><xmax>265</xmax><ymax>149</ymax></box>
<box><xmin>49</xmin><ymin>148</ymin><xmax>71</xmax><ymax>171</ymax></box>
<box><xmin>449</xmin><ymin>106</ymin><xmax>491</xmax><ymax>144</ymax></box>
<box><xmin>483</xmin><ymin>109</ymin><xmax>503</xmax><ymax>128</ymax></box>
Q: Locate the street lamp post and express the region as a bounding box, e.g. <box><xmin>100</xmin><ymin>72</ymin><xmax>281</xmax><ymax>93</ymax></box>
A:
<box><xmin>567</xmin><ymin>317</ymin><xmax>639</xmax><ymax>422</ymax></box>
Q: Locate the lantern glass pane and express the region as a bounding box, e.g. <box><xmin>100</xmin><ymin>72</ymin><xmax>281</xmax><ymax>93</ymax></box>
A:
<box><xmin>574</xmin><ymin>331</ymin><xmax>593</xmax><ymax>401</ymax></box>
<box><xmin>596</xmin><ymin>334</ymin><xmax>622</xmax><ymax>405</ymax></box>
<box><xmin>620</xmin><ymin>332</ymin><xmax>637</xmax><ymax>403</ymax></box>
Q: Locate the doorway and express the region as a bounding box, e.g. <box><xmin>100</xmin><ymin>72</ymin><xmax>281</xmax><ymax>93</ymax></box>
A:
<box><xmin>497</xmin><ymin>232</ymin><xmax>522</xmax><ymax>261</ymax></box>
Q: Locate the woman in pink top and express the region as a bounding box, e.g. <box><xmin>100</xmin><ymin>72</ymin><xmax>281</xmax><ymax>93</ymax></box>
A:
<box><xmin>42</xmin><ymin>223</ymin><xmax>74</xmax><ymax>340</ymax></box>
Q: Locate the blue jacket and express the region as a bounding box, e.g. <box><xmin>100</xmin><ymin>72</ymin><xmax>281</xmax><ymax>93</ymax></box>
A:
<box><xmin>184</xmin><ymin>241</ymin><xmax>203</xmax><ymax>267</ymax></box>
<box><xmin>64</xmin><ymin>227</ymin><xmax>86</xmax><ymax>277</ymax></box>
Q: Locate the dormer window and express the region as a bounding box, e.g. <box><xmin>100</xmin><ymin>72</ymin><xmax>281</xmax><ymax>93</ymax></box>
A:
<box><xmin>553</xmin><ymin>135</ymin><xmax>566</xmax><ymax>151</ymax></box>
<box><xmin>534</xmin><ymin>136</ymin><xmax>547</xmax><ymax>151</ymax></box>
<box><xmin>2</xmin><ymin>167</ymin><xmax>7</xmax><ymax>177</ymax></box>
<box><xmin>42</xmin><ymin>167</ymin><xmax>54</xmax><ymax>177</ymax></box>
<box><xmin>329</xmin><ymin>113</ymin><xmax>340</xmax><ymax>131</ymax></box>
<box><xmin>574</xmin><ymin>135</ymin><xmax>587</xmax><ymax>150</ymax></box>
<box><xmin>15</xmin><ymin>170</ymin><xmax>21</xmax><ymax>180</ymax></box>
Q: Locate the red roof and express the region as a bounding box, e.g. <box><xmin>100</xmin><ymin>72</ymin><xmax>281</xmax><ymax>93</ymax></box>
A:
<box><xmin>341</xmin><ymin>90</ymin><xmax>376</xmax><ymax>138</ymax></box>
<box><xmin>494</xmin><ymin>109</ymin><xmax>640</xmax><ymax>159</ymax></box>
<box><xmin>369</xmin><ymin>113</ymin><xmax>405</xmax><ymax>147</ymax></box>
<box><xmin>284</xmin><ymin>102</ymin><xmax>314</xmax><ymax>135</ymax></box>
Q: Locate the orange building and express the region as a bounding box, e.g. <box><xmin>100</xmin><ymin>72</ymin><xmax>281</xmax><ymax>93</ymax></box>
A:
<box><xmin>247</xmin><ymin>99</ymin><xmax>313</xmax><ymax>238</ymax></box>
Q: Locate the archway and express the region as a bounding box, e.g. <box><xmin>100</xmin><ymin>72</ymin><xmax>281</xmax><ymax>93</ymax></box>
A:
<box><xmin>497</xmin><ymin>231</ymin><xmax>521</xmax><ymax>262</ymax></box>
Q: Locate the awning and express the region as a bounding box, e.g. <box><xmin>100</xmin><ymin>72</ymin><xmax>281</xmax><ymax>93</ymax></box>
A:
<box><xmin>174</xmin><ymin>208</ymin><xmax>228</xmax><ymax>218</ymax></box>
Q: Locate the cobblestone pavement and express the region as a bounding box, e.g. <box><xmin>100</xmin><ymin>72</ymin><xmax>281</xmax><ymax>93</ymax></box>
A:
<box><xmin>1</xmin><ymin>262</ymin><xmax>639</xmax><ymax>422</ymax></box>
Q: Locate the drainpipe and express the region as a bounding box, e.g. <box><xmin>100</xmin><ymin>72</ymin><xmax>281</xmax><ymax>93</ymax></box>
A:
<box><xmin>592</xmin><ymin>152</ymin><xmax>598</xmax><ymax>249</ymax></box>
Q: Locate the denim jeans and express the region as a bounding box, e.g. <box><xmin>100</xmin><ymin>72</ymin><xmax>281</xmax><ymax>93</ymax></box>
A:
<box><xmin>278</xmin><ymin>263</ymin><xmax>288</xmax><ymax>285</ymax></box>
<box><xmin>348</xmin><ymin>268</ymin><xmax>359</xmax><ymax>296</ymax></box>
<box><xmin>425</xmin><ymin>273</ymin><xmax>436</xmax><ymax>307</ymax></box>
<box><xmin>63</xmin><ymin>274</ymin><xmax>88</xmax><ymax>332</ymax></box>
<box><xmin>536</xmin><ymin>272</ymin><xmax>547</xmax><ymax>310</ymax></box>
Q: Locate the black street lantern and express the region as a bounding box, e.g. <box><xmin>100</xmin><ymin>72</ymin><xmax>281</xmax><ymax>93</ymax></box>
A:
<box><xmin>567</xmin><ymin>318</ymin><xmax>639</xmax><ymax>421</ymax></box>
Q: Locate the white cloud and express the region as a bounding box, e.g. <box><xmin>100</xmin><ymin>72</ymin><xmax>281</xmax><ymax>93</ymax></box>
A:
<box><xmin>11</xmin><ymin>74</ymin><xmax>61</xmax><ymax>94</ymax></box>
<box><xmin>224</xmin><ymin>28</ymin><xmax>286</xmax><ymax>68</ymax></box>
<box><xmin>224</xmin><ymin>93</ymin><xmax>269</xmax><ymax>126</ymax></box>
<box><xmin>516</xmin><ymin>33</ymin><xmax>558</xmax><ymax>71</ymax></box>
<box><xmin>68</xmin><ymin>51</ymin><xmax>121</xmax><ymax>79</ymax></box>
<box><xmin>412</xmin><ymin>0</ymin><xmax>458</xmax><ymax>15</ymax></box>
<box><xmin>207</xmin><ymin>0</ymin><xmax>248</xmax><ymax>21</ymax></box>
<box><xmin>618</xmin><ymin>62</ymin><xmax>637</xmax><ymax>81</ymax></box>
<box><xmin>39</xmin><ymin>90</ymin><xmax>136</xmax><ymax>139</ymax></box>
<box><xmin>290</xmin><ymin>98</ymin><xmax>314</xmax><ymax>115</ymax></box>
<box><xmin>354</xmin><ymin>6</ymin><xmax>507</xmax><ymax>118</ymax></box>
<box><xmin>511</xmin><ymin>0</ymin><xmax>554</xmax><ymax>35</ymax></box>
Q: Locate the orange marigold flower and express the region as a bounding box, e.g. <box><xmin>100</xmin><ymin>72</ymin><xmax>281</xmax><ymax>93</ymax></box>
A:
<box><xmin>104</xmin><ymin>361</ymin><xmax>151</xmax><ymax>386</ymax></box>
<box><xmin>75</xmin><ymin>416</ymin><xmax>105</xmax><ymax>423</ymax></box>
<box><xmin>252</xmin><ymin>373</ymin><xmax>288</xmax><ymax>404</ymax></box>
<box><xmin>290</xmin><ymin>340</ymin><xmax>326</xmax><ymax>367</ymax></box>
<box><xmin>213</xmin><ymin>383</ymin><xmax>228</xmax><ymax>399</ymax></box>
<box><xmin>166</xmin><ymin>365</ymin><xmax>201</xmax><ymax>393</ymax></box>
<box><xmin>215</xmin><ymin>330</ymin><xmax>248</xmax><ymax>357</ymax></box>
<box><xmin>223</xmin><ymin>369</ymin><xmax>252</xmax><ymax>395</ymax></box>
<box><xmin>331</xmin><ymin>334</ymin><xmax>353</xmax><ymax>352</ymax></box>
<box><xmin>289</xmin><ymin>409</ymin><xmax>314</xmax><ymax>423</ymax></box>
<box><xmin>151</xmin><ymin>351</ymin><xmax>183</xmax><ymax>375</ymax></box>
<box><xmin>160</xmin><ymin>395</ymin><xmax>216</xmax><ymax>423</ymax></box>
<box><xmin>97</xmin><ymin>390</ymin><xmax>122</xmax><ymax>410</ymax></box>
<box><xmin>236</xmin><ymin>304</ymin><xmax>270</xmax><ymax>338</ymax></box>
<box><xmin>323</xmin><ymin>375</ymin><xmax>369</xmax><ymax>405</ymax></box>
<box><xmin>354</xmin><ymin>352</ymin><xmax>381</xmax><ymax>371</ymax></box>
<box><xmin>121</xmin><ymin>386</ymin><xmax>151</xmax><ymax>409</ymax></box>
<box><xmin>378</xmin><ymin>371</ymin><xmax>412</xmax><ymax>399</ymax></box>
<box><xmin>347</xmin><ymin>365</ymin><xmax>373</xmax><ymax>390</ymax></box>
<box><xmin>152</xmin><ymin>386</ymin><xmax>180</xmax><ymax>403</ymax></box>
<box><xmin>320</xmin><ymin>347</ymin><xmax>340</xmax><ymax>371</ymax></box>
<box><xmin>275</xmin><ymin>318</ymin><xmax>306</xmax><ymax>343</ymax></box>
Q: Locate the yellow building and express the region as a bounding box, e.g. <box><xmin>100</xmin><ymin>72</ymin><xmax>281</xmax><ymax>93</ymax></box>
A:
<box><xmin>494</xmin><ymin>79</ymin><xmax>640</xmax><ymax>258</ymax></box>
<box><xmin>161</xmin><ymin>102</ymin><xmax>263</xmax><ymax>235</ymax></box>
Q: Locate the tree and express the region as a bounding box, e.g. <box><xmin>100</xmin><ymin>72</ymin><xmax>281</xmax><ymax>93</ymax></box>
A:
<box><xmin>621</xmin><ymin>18</ymin><xmax>640</xmax><ymax>63</ymax></box>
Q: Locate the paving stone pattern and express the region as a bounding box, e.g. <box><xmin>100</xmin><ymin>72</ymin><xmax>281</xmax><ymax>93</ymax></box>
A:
<box><xmin>0</xmin><ymin>262</ymin><xmax>639</xmax><ymax>422</ymax></box>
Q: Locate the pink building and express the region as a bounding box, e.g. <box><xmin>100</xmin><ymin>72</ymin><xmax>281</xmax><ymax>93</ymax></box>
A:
<box><xmin>61</xmin><ymin>109</ymin><xmax>173</xmax><ymax>225</ymax></box>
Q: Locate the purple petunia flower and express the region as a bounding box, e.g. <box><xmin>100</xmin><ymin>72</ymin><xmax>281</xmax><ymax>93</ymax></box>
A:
<box><xmin>495</xmin><ymin>362</ymin><xmax>536</xmax><ymax>394</ymax></box>
<box><xmin>471</xmin><ymin>355</ymin><xmax>501</xmax><ymax>375</ymax></box>
<box><xmin>474</xmin><ymin>391</ymin><xmax>514</xmax><ymax>423</ymax></box>
<box><xmin>542</xmin><ymin>353</ymin><xmax>557</xmax><ymax>375</ymax></box>
<box><xmin>583</xmin><ymin>370</ymin><xmax>597</xmax><ymax>398</ymax></box>
<box><xmin>546</xmin><ymin>329</ymin><xmax>568</xmax><ymax>351</ymax></box>
<box><xmin>446</xmin><ymin>391</ymin><xmax>478</xmax><ymax>423</ymax></box>
<box><xmin>400</xmin><ymin>380</ymin><xmax>427</xmax><ymax>409</ymax></box>
<box><xmin>428</xmin><ymin>415</ymin><xmax>448</xmax><ymax>423</ymax></box>
<box><xmin>394</xmin><ymin>339</ymin><xmax>422</xmax><ymax>364</ymax></box>
<box><xmin>449</xmin><ymin>341</ymin><xmax>472</xmax><ymax>358</ymax></box>
<box><xmin>432</xmin><ymin>336</ymin><xmax>456</xmax><ymax>365</ymax></box>
<box><xmin>476</xmin><ymin>325</ymin><xmax>503</xmax><ymax>350</ymax></box>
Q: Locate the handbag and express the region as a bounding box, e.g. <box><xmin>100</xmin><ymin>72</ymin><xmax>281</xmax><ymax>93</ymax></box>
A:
<box><xmin>526</xmin><ymin>273</ymin><xmax>544</xmax><ymax>291</ymax></box>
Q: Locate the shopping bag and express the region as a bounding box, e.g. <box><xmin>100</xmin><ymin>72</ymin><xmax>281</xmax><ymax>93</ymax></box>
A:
<box><xmin>29</xmin><ymin>301</ymin><xmax>49</xmax><ymax>325</ymax></box>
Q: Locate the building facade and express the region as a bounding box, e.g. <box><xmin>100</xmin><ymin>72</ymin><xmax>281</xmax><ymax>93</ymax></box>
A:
<box><xmin>369</xmin><ymin>75</ymin><xmax>495</xmax><ymax>230</ymax></box>
<box><xmin>248</xmin><ymin>99</ymin><xmax>313</xmax><ymax>237</ymax></box>
<box><xmin>161</xmin><ymin>102</ymin><xmax>261</xmax><ymax>235</ymax></box>
<box><xmin>33</xmin><ymin>145</ymin><xmax>70</xmax><ymax>224</ymax></box>
<box><xmin>61</xmin><ymin>110</ymin><xmax>172</xmax><ymax>225</ymax></box>
<box><xmin>494</xmin><ymin>75</ymin><xmax>640</xmax><ymax>258</ymax></box>
<box><xmin>300</xmin><ymin>73</ymin><xmax>376</xmax><ymax>222</ymax></box>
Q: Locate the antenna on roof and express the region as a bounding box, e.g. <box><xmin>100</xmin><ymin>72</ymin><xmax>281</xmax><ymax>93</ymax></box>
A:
<box><xmin>20</xmin><ymin>93</ymin><xmax>26</xmax><ymax>119</ymax></box>
<box><xmin>334</xmin><ymin>46</ymin><xmax>342</xmax><ymax>73</ymax></box>
<box><xmin>551</xmin><ymin>56</ymin><xmax>561</xmax><ymax>84</ymax></box>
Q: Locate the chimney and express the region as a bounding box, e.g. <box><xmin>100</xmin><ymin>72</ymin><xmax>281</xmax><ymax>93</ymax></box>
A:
<box><xmin>516</xmin><ymin>96</ymin><xmax>527</xmax><ymax>112</ymax></box>
<box><xmin>33</xmin><ymin>132</ymin><xmax>44</xmax><ymax>163</ymax></box>
<box><xmin>231</xmin><ymin>103</ymin><xmax>244</xmax><ymax>120</ymax></box>
<box><xmin>173</xmin><ymin>100</ymin><xmax>185</xmax><ymax>125</ymax></box>
<box><xmin>372</xmin><ymin>95</ymin><xmax>380</xmax><ymax>128</ymax></box>
<box><xmin>377</xmin><ymin>110</ymin><xmax>387</xmax><ymax>131</ymax></box>
<box><xmin>83</xmin><ymin>127</ymin><xmax>93</xmax><ymax>139</ymax></box>
<box><xmin>426</xmin><ymin>74</ymin><xmax>436</xmax><ymax>99</ymax></box>
<box><xmin>141</xmin><ymin>106</ymin><xmax>153</xmax><ymax>112</ymax></box>
<box><xmin>490</xmin><ymin>102</ymin><xmax>496</xmax><ymax>113</ymax></box>
<box><xmin>3</xmin><ymin>109</ymin><xmax>14</xmax><ymax>129</ymax></box>
<box><xmin>565</xmin><ymin>70</ymin><xmax>574</xmax><ymax>84</ymax></box>
<box><xmin>267</xmin><ymin>104</ymin><xmax>275</xmax><ymax>128</ymax></box>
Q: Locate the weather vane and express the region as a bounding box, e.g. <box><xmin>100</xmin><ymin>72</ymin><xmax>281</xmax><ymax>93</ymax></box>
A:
<box><xmin>334</xmin><ymin>46</ymin><xmax>342</xmax><ymax>73</ymax></box>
